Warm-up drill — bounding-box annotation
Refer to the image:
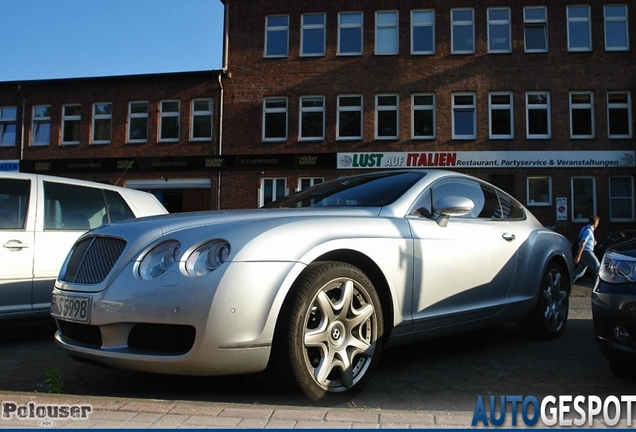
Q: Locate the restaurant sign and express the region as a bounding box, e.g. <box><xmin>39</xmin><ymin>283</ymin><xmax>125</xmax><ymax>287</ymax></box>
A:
<box><xmin>337</xmin><ymin>151</ymin><xmax>635</xmax><ymax>169</ymax></box>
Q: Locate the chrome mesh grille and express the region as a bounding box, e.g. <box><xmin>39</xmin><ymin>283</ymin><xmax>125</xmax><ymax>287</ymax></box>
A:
<box><xmin>61</xmin><ymin>236</ymin><xmax>127</xmax><ymax>284</ymax></box>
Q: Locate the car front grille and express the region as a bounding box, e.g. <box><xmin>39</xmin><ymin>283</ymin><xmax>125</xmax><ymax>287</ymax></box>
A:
<box><xmin>61</xmin><ymin>236</ymin><xmax>127</xmax><ymax>284</ymax></box>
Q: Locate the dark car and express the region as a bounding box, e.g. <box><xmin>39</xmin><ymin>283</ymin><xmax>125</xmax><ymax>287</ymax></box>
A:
<box><xmin>595</xmin><ymin>228</ymin><xmax>636</xmax><ymax>260</ymax></box>
<box><xmin>592</xmin><ymin>238</ymin><xmax>636</xmax><ymax>378</ymax></box>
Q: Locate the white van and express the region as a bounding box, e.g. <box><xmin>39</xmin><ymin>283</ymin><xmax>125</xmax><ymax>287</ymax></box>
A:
<box><xmin>0</xmin><ymin>172</ymin><xmax>168</xmax><ymax>320</ymax></box>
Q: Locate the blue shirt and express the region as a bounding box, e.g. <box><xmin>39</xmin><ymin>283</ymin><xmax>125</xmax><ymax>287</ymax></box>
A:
<box><xmin>578</xmin><ymin>224</ymin><xmax>595</xmax><ymax>253</ymax></box>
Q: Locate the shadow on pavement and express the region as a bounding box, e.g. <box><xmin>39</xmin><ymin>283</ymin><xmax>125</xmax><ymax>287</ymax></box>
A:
<box><xmin>0</xmin><ymin>288</ymin><xmax>631</xmax><ymax>411</ymax></box>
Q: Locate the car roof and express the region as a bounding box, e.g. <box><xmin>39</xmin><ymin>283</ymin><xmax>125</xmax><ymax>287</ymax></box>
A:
<box><xmin>0</xmin><ymin>172</ymin><xmax>130</xmax><ymax>192</ymax></box>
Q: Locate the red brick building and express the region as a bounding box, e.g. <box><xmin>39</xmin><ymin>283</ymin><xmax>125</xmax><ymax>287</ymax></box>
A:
<box><xmin>1</xmin><ymin>0</ymin><xmax>634</xmax><ymax>240</ymax></box>
<box><xmin>219</xmin><ymin>0</ymin><xmax>635</xmax><ymax>240</ymax></box>
<box><xmin>0</xmin><ymin>72</ymin><xmax>222</xmax><ymax>212</ymax></box>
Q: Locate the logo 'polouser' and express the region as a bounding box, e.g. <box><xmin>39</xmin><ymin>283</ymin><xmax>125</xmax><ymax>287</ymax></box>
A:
<box><xmin>2</xmin><ymin>401</ymin><xmax>92</xmax><ymax>420</ymax></box>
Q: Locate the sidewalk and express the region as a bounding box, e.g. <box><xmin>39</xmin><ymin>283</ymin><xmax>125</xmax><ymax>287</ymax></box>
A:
<box><xmin>0</xmin><ymin>391</ymin><xmax>475</xmax><ymax>429</ymax></box>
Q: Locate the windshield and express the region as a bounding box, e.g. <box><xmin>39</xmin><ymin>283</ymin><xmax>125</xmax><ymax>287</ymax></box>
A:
<box><xmin>264</xmin><ymin>171</ymin><xmax>427</xmax><ymax>208</ymax></box>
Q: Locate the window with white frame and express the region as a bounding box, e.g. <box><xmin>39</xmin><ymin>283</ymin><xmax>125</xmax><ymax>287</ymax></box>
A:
<box><xmin>337</xmin><ymin>95</ymin><xmax>363</xmax><ymax>140</ymax></box>
<box><xmin>451</xmin><ymin>8</ymin><xmax>474</xmax><ymax>54</ymax></box>
<box><xmin>0</xmin><ymin>106</ymin><xmax>17</xmax><ymax>146</ymax></box>
<box><xmin>524</xmin><ymin>7</ymin><xmax>548</xmax><ymax>52</ymax></box>
<box><xmin>127</xmin><ymin>101</ymin><xmax>148</xmax><ymax>143</ymax></box>
<box><xmin>159</xmin><ymin>100</ymin><xmax>180</xmax><ymax>141</ymax></box>
<box><xmin>609</xmin><ymin>176</ymin><xmax>634</xmax><ymax>221</ymax></box>
<box><xmin>263</xmin><ymin>97</ymin><xmax>287</xmax><ymax>141</ymax></box>
<box><xmin>607</xmin><ymin>92</ymin><xmax>632</xmax><ymax>138</ymax></box>
<box><xmin>526</xmin><ymin>92</ymin><xmax>551</xmax><ymax>139</ymax></box>
<box><xmin>92</xmin><ymin>103</ymin><xmax>112</xmax><ymax>144</ymax></box>
<box><xmin>604</xmin><ymin>5</ymin><xmax>629</xmax><ymax>51</ymax></box>
<box><xmin>376</xmin><ymin>94</ymin><xmax>399</xmax><ymax>139</ymax></box>
<box><xmin>61</xmin><ymin>104</ymin><xmax>81</xmax><ymax>145</ymax></box>
<box><xmin>376</xmin><ymin>11</ymin><xmax>398</xmax><ymax>55</ymax></box>
<box><xmin>527</xmin><ymin>176</ymin><xmax>552</xmax><ymax>206</ymax></box>
<box><xmin>338</xmin><ymin>12</ymin><xmax>363</xmax><ymax>55</ymax></box>
<box><xmin>452</xmin><ymin>93</ymin><xmax>476</xmax><ymax>139</ymax></box>
<box><xmin>571</xmin><ymin>176</ymin><xmax>596</xmax><ymax>222</ymax></box>
<box><xmin>265</xmin><ymin>15</ymin><xmax>289</xmax><ymax>58</ymax></box>
<box><xmin>298</xmin><ymin>177</ymin><xmax>323</xmax><ymax>191</ymax></box>
<box><xmin>260</xmin><ymin>178</ymin><xmax>287</xmax><ymax>207</ymax></box>
<box><xmin>489</xmin><ymin>92</ymin><xmax>514</xmax><ymax>139</ymax></box>
<box><xmin>411</xmin><ymin>10</ymin><xmax>435</xmax><ymax>55</ymax></box>
<box><xmin>567</xmin><ymin>6</ymin><xmax>592</xmax><ymax>52</ymax></box>
<box><xmin>569</xmin><ymin>92</ymin><xmax>594</xmax><ymax>139</ymax></box>
<box><xmin>412</xmin><ymin>93</ymin><xmax>435</xmax><ymax>139</ymax></box>
<box><xmin>488</xmin><ymin>8</ymin><xmax>511</xmax><ymax>53</ymax></box>
<box><xmin>191</xmin><ymin>99</ymin><xmax>212</xmax><ymax>140</ymax></box>
<box><xmin>32</xmin><ymin>105</ymin><xmax>51</xmax><ymax>146</ymax></box>
<box><xmin>299</xmin><ymin>96</ymin><xmax>324</xmax><ymax>141</ymax></box>
<box><xmin>301</xmin><ymin>13</ymin><xmax>325</xmax><ymax>56</ymax></box>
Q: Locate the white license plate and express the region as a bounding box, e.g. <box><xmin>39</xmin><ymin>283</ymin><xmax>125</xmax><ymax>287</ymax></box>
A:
<box><xmin>51</xmin><ymin>294</ymin><xmax>91</xmax><ymax>323</ymax></box>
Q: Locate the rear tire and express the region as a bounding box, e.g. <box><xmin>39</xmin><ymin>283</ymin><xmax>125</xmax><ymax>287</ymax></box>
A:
<box><xmin>272</xmin><ymin>261</ymin><xmax>384</xmax><ymax>402</ymax></box>
<box><xmin>520</xmin><ymin>262</ymin><xmax>569</xmax><ymax>339</ymax></box>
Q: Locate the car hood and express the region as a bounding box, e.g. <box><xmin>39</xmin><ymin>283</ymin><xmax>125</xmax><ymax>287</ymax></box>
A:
<box><xmin>103</xmin><ymin>207</ymin><xmax>383</xmax><ymax>234</ymax></box>
<box><xmin>81</xmin><ymin>207</ymin><xmax>389</xmax><ymax>265</ymax></box>
<box><xmin>608</xmin><ymin>238</ymin><xmax>636</xmax><ymax>258</ymax></box>
<box><xmin>60</xmin><ymin>206</ymin><xmax>405</xmax><ymax>293</ymax></box>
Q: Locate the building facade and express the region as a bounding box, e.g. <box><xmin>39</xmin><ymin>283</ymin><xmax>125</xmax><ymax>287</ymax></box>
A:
<box><xmin>0</xmin><ymin>72</ymin><xmax>222</xmax><ymax>212</ymax></box>
<box><xmin>219</xmin><ymin>0</ymin><xmax>635</xmax><ymax>240</ymax></box>
<box><xmin>1</xmin><ymin>0</ymin><xmax>634</xmax><ymax>241</ymax></box>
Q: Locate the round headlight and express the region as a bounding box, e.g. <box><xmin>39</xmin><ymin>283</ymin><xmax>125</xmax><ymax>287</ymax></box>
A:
<box><xmin>600</xmin><ymin>252</ymin><xmax>636</xmax><ymax>283</ymax></box>
<box><xmin>138</xmin><ymin>240</ymin><xmax>180</xmax><ymax>280</ymax></box>
<box><xmin>185</xmin><ymin>240</ymin><xmax>231</xmax><ymax>276</ymax></box>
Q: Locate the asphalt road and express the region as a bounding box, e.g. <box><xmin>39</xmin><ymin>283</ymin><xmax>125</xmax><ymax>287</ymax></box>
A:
<box><xmin>0</xmin><ymin>276</ymin><xmax>633</xmax><ymax>415</ymax></box>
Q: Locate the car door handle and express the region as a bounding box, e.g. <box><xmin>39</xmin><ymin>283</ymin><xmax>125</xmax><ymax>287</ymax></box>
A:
<box><xmin>502</xmin><ymin>233</ymin><xmax>516</xmax><ymax>242</ymax></box>
<box><xmin>3</xmin><ymin>241</ymin><xmax>30</xmax><ymax>250</ymax></box>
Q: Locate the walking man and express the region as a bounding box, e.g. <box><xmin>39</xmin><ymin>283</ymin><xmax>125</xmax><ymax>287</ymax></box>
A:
<box><xmin>572</xmin><ymin>215</ymin><xmax>601</xmax><ymax>285</ymax></box>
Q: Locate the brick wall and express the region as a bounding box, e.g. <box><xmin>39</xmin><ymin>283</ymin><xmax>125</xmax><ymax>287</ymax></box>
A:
<box><xmin>0</xmin><ymin>71</ymin><xmax>221</xmax><ymax>162</ymax></box>
<box><xmin>222</xmin><ymin>0</ymin><xmax>634</xmax><ymax>155</ymax></box>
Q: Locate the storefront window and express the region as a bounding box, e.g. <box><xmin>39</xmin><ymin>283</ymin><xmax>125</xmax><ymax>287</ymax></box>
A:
<box><xmin>527</xmin><ymin>176</ymin><xmax>552</xmax><ymax>206</ymax></box>
<box><xmin>571</xmin><ymin>177</ymin><xmax>596</xmax><ymax>222</ymax></box>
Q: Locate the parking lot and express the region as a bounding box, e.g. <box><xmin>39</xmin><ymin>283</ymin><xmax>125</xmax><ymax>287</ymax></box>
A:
<box><xmin>1</xmin><ymin>276</ymin><xmax>635</xmax><ymax>428</ymax></box>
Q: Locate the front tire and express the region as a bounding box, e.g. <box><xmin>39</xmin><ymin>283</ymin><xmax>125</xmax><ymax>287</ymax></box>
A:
<box><xmin>521</xmin><ymin>262</ymin><xmax>569</xmax><ymax>339</ymax></box>
<box><xmin>273</xmin><ymin>261</ymin><xmax>384</xmax><ymax>402</ymax></box>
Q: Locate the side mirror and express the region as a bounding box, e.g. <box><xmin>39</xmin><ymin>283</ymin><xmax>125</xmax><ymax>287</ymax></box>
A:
<box><xmin>433</xmin><ymin>196</ymin><xmax>475</xmax><ymax>227</ymax></box>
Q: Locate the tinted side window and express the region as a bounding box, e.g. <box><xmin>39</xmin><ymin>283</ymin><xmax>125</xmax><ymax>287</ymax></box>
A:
<box><xmin>103</xmin><ymin>190</ymin><xmax>134</xmax><ymax>223</ymax></box>
<box><xmin>43</xmin><ymin>181</ymin><xmax>106</xmax><ymax>230</ymax></box>
<box><xmin>409</xmin><ymin>188</ymin><xmax>432</xmax><ymax>216</ymax></box>
<box><xmin>497</xmin><ymin>192</ymin><xmax>525</xmax><ymax>220</ymax></box>
<box><xmin>0</xmin><ymin>178</ymin><xmax>30</xmax><ymax>229</ymax></box>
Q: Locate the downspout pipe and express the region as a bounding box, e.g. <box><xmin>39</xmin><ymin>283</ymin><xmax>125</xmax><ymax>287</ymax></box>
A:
<box><xmin>216</xmin><ymin>0</ymin><xmax>230</xmax><ymax>210</ymax></box>
<box><xmin>217</xmin><ymin>71</ymin><xmax>224</xmax><ymax>210</ymax></box>
<box><xmin>17</xmin><ymin>84</ymin><xmax>26</xmax><ymax>166</ymax></box>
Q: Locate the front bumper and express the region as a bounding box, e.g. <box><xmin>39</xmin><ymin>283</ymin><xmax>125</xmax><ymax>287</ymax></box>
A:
<box><xmin>52</xmin><ymin>260</ymin><xmax>303</xmax><ymax>376</ymax></box>
<box><xmin>591</xmin><ymin>280</ymin><xmax>636</xmax><ymax>362</ymax></box>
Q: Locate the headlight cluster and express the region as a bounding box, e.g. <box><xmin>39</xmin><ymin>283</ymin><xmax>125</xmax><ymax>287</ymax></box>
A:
<box><xmin>138</xmin><ymin>239</ymin><xmax>230</xmax><ymax>280</ymax></box>
<box><xmin>185</xmin><ymin>240</ymin><xmax>231</xmax><ymax>276</ymax></box>
<box><xmin>138</xmin><ymin>240</ymin><xmax>180</xmax><ymax>280</ymax></box>
<box><xmin>599</xmin><ymin>251</ymin><xmax>636</xmax><ymax>284</ymax></box>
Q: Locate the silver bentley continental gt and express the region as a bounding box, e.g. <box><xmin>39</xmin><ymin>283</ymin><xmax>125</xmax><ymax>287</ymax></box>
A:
<box><xmin>51</xmin><ymin>170</ymin><xmax>573</xmax><ymax>401</ymax></box>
